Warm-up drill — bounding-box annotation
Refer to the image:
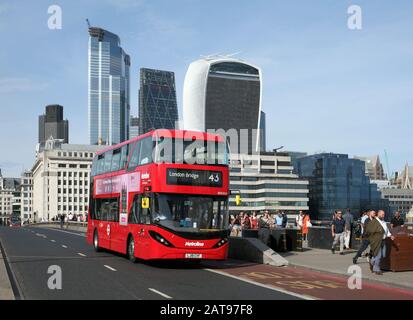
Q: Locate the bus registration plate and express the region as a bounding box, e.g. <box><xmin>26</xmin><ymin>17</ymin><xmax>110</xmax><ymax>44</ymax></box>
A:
<box><xmin>185</xmin><ymin>253</ymin><xmax>202</xmax><ymax>259</ymax></box>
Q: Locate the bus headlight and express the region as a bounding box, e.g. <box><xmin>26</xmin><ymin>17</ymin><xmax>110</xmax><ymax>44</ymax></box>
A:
<box><xmin>148</xmin><ymin>230</ymin><xmax>175</xmax><ymax>247</ymax></box>
<box><xmin>213</xmin><ymin>237</ymin><xmax>228</xmax><ymax>248</ymax></box>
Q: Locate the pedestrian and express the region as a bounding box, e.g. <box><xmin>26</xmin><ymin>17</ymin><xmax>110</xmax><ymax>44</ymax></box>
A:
<box><xmin>242</xmin><ymin>213</ymin><xmax>251</xmax><ymax>230</ymax></box>
<box><xmin>59</xmin><ymin>213</ymin><xmax>65</xmax><ymax>229</ymax></box>
<box><xmin>365</xmin><ymin>210</ymin><xmax>395</xmax><ymax>275</ymax></box>
<box><xmin>295</xmin><ymin>210</ymin><xmax>304</xmax><ymax>229</ymax></box>
<box><xmin>274</xmin><ymin>211</ymin><xmax>283</xmax><ymax>228</ymax></box>
<box><xmin>281</xmin><ymin>211</ymin><xmax>288</xmax><ymax>228</ymax></box>
<box><xmin>331</xmin><ymin>210</ymin><xmax>346</xmax><ymax>255</ymax></box>
<box><xmin>302</xmin><ymin>212</ymin><xmax>311</xmax><ymax>242</ymax></box>
<box><xmin>258</xmin><ymin>211</ymin><xmax>273</xmax><ymax>246</ymax></box>
<box><xmin>259</xmin><ymin>211</ymin><xmax>273</xmax><ymax>229</ymax></box>
<box><xmin>390</xmin><ymin>211</ymin><xmax>404</xmax><ymax>229</ymax></box>
<box><xmin>343</xmin><ymin>208</ymin><xmax>354</xmax><ymax>249</ymax></box>
<box><xmin>231</xmin><ymin>214</ymin><xmax>242</xmax><ymax>237</ymax></box>
<box><xmin>353</xmin><ymin>210</ymin><xmax>376</xmax><ymax>264</ymax></box>
<box><xmin>251</xmin><ymin>211</ymin><xmax>258</xmax><ymax>230</ymax></box>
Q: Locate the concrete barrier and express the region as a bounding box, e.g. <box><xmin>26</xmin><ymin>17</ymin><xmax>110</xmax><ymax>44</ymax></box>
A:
<box><xmin>228</xmin><ymin>236</ymin><xmax>289</xmax><ymax>267</ymax></box>
<box><xmin>28</xmin><ymin>221</ymin><xmax>87</xmax><ymax>233</ymax></box>
<box><xmin>307</xmin><ymin>226</ymin><xmax>361</xmax><ymax>250</ymax></box>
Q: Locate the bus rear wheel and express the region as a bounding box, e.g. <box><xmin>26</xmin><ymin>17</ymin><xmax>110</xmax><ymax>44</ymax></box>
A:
<box><xmin>93</xmin><ymin>230</ymin><xmax>101</xmax><ymax>252</ymax></box>
<box><xmin>127</xmin><ymin>236</ymin><xmax>137</xmax><ymax>263</ymax></box>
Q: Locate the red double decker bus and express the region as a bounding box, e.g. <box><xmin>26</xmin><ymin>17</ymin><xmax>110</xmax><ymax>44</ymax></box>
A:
<box><xmin>86</xmin><ymin>129</ymin><xmax>230</xmax><ymax>262</ymax></box>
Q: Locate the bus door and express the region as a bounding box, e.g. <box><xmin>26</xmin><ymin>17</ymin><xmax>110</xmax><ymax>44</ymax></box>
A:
<box><xmin>137</xmin><ymin>194</ymin><xmax>152</xmax><ymax>256</ymax></box>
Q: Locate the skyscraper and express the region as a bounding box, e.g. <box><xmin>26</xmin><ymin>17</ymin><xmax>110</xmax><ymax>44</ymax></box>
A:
<box><xmin>138</xmin><ymin>68</ymin><xmax>178</xmax><ymax>135</ymax></box>
<box><xmin>88</xmin><ymin>27</ymin><xmax>130</xmax><ymax>146</ymax></box>
<box><xmin>129</xmin><ymin>116</ymin><xmax>139</xmax><ymax>139</ymax></box>
<box><xmin>293</xmin><ymin>153</ymin><xmax>389</xmax><ymax>219</ymax></box>
<box><xmin>183</xmin><ymin>57</ymin><xmax>262</xmax><ymax>154</ymax></box>
<box><xmin>259</xmin><ymin>110</ymin><xmax>266</xmax><ymax>152</ymax></box>
<box><xmin>38</xmin><ymin>104</ymin><xmax>69</xmax><ymax>144</ymax></box>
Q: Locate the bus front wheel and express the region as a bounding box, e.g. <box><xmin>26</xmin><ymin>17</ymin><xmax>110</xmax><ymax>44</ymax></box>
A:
<box><xmin>127</xmin><ymin>236</ymin><xmax>137</xmax><ymax>263</ymax></box>
<box><xmin>93</xmin><ymin>230</ymin><xmax>101</xmax><ymax>252</ymax></box>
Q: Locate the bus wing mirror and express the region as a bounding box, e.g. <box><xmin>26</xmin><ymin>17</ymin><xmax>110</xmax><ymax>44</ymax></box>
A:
<box><xmin>142</xmin><ymin>197</ymin><xmax>150</xmax><ymax>209</ymax></box>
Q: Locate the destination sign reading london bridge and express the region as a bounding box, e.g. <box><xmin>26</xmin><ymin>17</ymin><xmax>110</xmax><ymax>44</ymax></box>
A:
<box><xmin>166</xmin><ymin>168</ymin><xmax>223</xmax><ymax>187</ymax></box>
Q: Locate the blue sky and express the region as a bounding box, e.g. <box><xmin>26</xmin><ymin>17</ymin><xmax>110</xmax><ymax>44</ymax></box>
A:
<box><xmin>0</xmin><ymin>0</ymin><xmax>412</xmax><ymax>177</ymax></box>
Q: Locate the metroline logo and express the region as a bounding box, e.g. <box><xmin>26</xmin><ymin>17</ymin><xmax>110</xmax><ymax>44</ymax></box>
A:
<box><xmin>185</xmin><ymin>241</ymin><xmax>205</xmax><ymax>247</ymax></box>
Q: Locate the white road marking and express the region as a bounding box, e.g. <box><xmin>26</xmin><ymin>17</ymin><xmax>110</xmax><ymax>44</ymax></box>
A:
<box><xmin>34</xmin><ymin>228</ymin><xmax>85</xmax><ymax>237</ymax></box>
<box><xmin>61</xmin><ymin>245</ymin><xmax>68</xmax><ymax>248</ymax></box>
<box><xmin>204</xmin><ymin>268</ymin><xmax>316</xmax><ymax>300</ymax></box>
<box><xmin>148</xmin><ymin>288</ymin><xmax>172</xmax><ymax>299</ymax></box>
<box><xmin>50</xmin><ymin>240</ymin><xmax>56</xmax><ymax>243</ymax></box>
<box><xmin>77</xmin><ymin>253</ymin><xmax>86</xmax><ymax>257</ymax></box>
<box><xmin>104</xmin><ymin>265</ymin><xmax>117</xmax><ymax>272</ymax></box>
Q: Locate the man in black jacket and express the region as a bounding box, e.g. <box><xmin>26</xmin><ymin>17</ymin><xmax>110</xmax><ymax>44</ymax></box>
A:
<box><xmin>353</xmin><ymin>210</ymin><xmax>376</xmax><ymax>264</ymax></box>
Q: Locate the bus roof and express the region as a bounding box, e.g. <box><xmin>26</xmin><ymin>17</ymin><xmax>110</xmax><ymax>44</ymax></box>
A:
<box><xmin>96</xmin><ymin>129</ymin><xmax>226</xmax><ymax>155</ymax></box>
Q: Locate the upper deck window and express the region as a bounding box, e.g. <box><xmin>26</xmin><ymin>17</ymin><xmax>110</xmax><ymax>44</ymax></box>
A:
<box><xmin>155</xmin><ymin>137</ymin><xmax>228</xmax><ymax>166</ymax></box>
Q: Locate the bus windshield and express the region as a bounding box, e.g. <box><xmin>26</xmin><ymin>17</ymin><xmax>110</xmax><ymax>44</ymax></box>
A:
<box><xmin>154</xmin><ymin>137</ymin><xmax>229</xmax><ymax>165</ymax></box>
<box><xmin>153</xmin><ymin>193</ymin><xmax>228</xmax><ymax>230</ymax></box>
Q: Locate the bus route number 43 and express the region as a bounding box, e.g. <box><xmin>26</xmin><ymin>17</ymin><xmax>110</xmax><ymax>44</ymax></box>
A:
<box><xmin>209</xmin><ymin>174</ymin><xmax>220</xmax><ymax>183</ymax></box>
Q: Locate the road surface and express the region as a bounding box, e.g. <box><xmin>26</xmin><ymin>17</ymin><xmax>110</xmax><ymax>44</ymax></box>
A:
<box><xmin>0</xmin><ymin>226</ymin><xmax>301</xmax><ymax>300</ymax></box>
<box><xmin>1</xmin><ymin>226</ymin><xmax>413</xmax><ymax>300</ymax></box>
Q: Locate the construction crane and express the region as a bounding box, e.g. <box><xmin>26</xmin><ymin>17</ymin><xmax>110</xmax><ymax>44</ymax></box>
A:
<box><xmin>86</xmin><ymin>18</ymin><xmax>91</xmax><ymax>28</ymax></box>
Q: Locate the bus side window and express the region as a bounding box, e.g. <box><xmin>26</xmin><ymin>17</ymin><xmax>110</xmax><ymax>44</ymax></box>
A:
<box><xmin>128</xmin><ymin>195</ymin><xmax>139</xmax><ymax>224</ymax></box>
<box><xmin>127</xmin><ymin>140</ymin><xmax>141</xmax><ymax>170</ymax></box>
<box><xmin>120</xmin><ymin>144</ymin><xmax>129</xmax><ymax>169</ymax></box>
<box><xmin>111</xmin><ymin>148</ymin><xmax>121</xmax><ymax>172</ymax></box>
<box><xmin>111</xmin><ymin>199</ymin><xmax>119</xmax><ymax>222</ymax></box>
<box><xmin>97</xmin><ymin>154</ymin><xmax>105</xmax><ymax>175</ymax></box>
<box><xmin>139</xmin><ymin>137</ymin><xmax>153</xmax><ymax>165</ymax></box>
<box><xmin>104</xmin><ymin>151</ymin><xmax>113</xmax><ymax>173</ymax></box>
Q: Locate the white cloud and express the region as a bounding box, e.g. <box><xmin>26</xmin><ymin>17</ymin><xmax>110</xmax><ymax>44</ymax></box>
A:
<box><xmin>0</xmin><ymin>77</ymin><xmax>49</xmax><ymax>93</ymax></box>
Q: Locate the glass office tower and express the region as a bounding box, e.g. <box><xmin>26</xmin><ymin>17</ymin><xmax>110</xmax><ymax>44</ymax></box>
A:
<box><xmin>138</xmin><ymin>68</ymin><xmax>178</xmax><ymax>135</ymax></box>
<box><xmin>88</xmin><ymin>27</ymin><xmax>130</xmax><ymax>145</ymax></box>
<box><xmin>293</xmin><ymin>153</ymin><xmax>389</xmax><ymax>220</ymax></box>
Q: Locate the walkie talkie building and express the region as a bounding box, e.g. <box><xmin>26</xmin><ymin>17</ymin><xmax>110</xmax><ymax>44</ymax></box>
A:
<box><xmin>183</xmin><ymin>57</ymin><xmax>262</xmax><ymax>154</ymax></box>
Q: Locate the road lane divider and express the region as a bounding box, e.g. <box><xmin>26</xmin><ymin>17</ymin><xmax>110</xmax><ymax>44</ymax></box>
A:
<box><xmin>77</xmin><ymin>253</ymin><xmax>86</xmax><ymax>257</ymax></box>
<box><xmin>50</xmin><ymin>240</ymin><xmax>56</xmax><ymax>243</ymax></box>
<box><xmin>149</xmin><ymin>288</ymin><xmax>173</xmax><ymax>299</ymax></box>
<box><xmin>104</xmin><ymin>265</ymin><xmax>117</xmax><ymax>272</ymax></box>
<box><xmin>61</xmin><ymin>245</ymin><xmax>68</xmax><ymax>248</ymax></box>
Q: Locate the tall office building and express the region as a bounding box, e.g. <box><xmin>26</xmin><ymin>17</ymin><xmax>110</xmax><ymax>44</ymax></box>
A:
<box><xmin>183</xmin><ymin>57</ymin><xmax>262</xmax><ymax>154</ymax></box>
<box><xmin>88</xmin><ymin>27</ymin><xmax>130</xmax><ymax>146</ymax></box>
<box><xmin>259</xmin><ymin>111</ymin><xmax>266</xmax><ymax>152</ymax></box>
<box><xmin>129</xmin><ymin>116</ymin><xmax>139</xmax><ymax>139</ymax></box>
<box><xmin>293</xmin><ymin>153</ymin><xmax>389</xmax><ymax>220</ymax></box>
<box><xmin>138</xmin><ymin>68</ymin><xmax>178</xmax><ymax>135</ymax></box>
<box><xmin>38</xmin><ymin>104</ymin><xmax>69</xmax><ymax>144</ymax></box>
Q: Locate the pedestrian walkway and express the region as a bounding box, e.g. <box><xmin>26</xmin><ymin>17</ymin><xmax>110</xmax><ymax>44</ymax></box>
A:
<box><xmin>281</xmin><ymin>248</ymin><xmax>413</xmax><ymax>290</ymax></box>
<box><xmin>205</xmin><ymin>259</ymin><xmax>413</xmax><ymax>300</ymax></box>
